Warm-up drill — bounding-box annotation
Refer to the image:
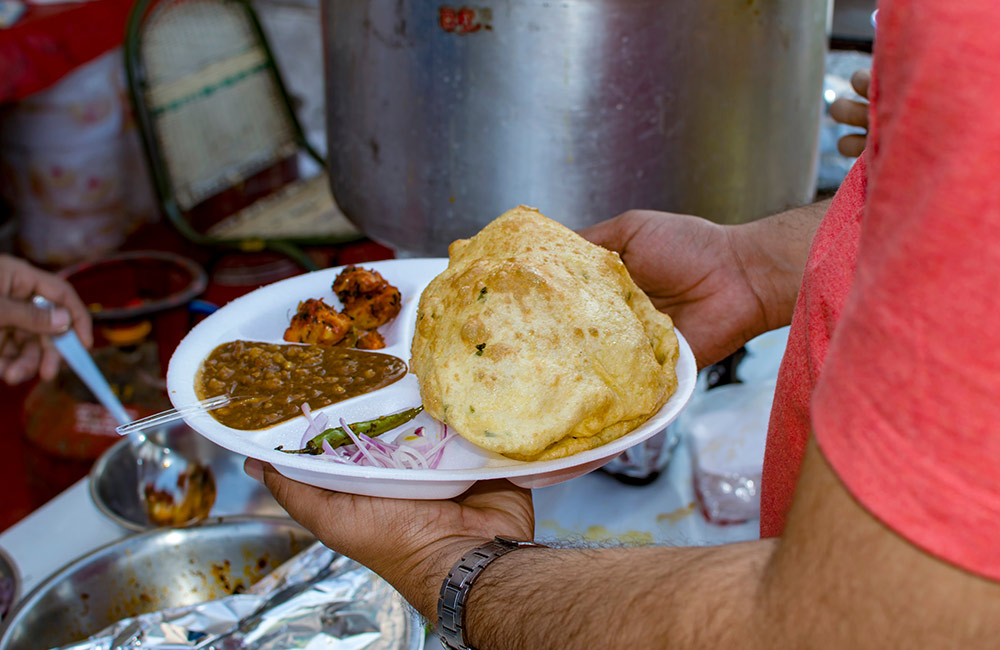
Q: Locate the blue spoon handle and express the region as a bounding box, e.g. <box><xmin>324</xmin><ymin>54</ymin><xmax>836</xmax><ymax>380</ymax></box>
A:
<box><xmin>32</xmin><ymin>295</ymin><xmax>132</xmax><ymax>427</ymax></box>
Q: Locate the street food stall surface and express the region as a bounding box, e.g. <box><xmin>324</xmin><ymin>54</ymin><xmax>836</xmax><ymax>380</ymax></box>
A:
<box><xmin>0</xmin><ymin>332</ymin><xmax>786</xmax><ymax>649</ymax></box>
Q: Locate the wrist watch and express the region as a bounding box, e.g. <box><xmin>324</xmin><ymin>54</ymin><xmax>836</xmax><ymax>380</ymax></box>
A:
<box><xmin>437</xmin><ymin>536</ymin><xmax>547</xmax><ymax>650</ymax></box>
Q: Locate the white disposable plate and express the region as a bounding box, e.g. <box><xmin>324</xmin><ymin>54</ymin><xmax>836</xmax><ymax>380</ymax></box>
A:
<box><xmin>167</xmin><ymin>258</ymin><xmax>697</xmax><ymax>499</ymax></box>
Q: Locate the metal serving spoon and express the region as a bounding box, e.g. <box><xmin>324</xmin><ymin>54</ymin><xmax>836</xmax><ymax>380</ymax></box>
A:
<box><xmin>33</xmin><ymin>296</ymin><xmax>216</xmax><ymax>527</ymax></box>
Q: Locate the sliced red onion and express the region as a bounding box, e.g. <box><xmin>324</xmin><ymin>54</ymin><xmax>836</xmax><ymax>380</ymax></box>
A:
<box><xmin>392</xmin><ymin>444</ymin><xmax>431</xmax><ymax>469</ymax></box>
<box><xmin>339</xmin><ymin>418</ymin><xmax>383</xmax><ymax>467</ymax></box>
<box><xmin>299</xmin><ymin>403</ymin><xmax>330</xmax><ymax>448</ymax></box>
<box><xmin>301</xmin><ymin>407</ymin><xmax>456</xmax><ymax>470</ymax></box>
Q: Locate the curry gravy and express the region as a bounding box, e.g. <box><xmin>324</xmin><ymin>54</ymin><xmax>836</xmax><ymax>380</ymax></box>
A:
<box><xmin>196</xmin><ymin>340</ymin><xmax>407</xmax><ymax>430</ymax></box>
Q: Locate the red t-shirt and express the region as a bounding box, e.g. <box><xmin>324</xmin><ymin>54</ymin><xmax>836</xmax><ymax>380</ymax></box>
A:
<box><xmin>760</xmin><ymin>155</ymin><xmax>866</xmax><ymax>537</ymax></box>
<box><xmin>761</xmin><ymin>0</ymin><xmax>1000</xmax><ymax>580</ymax></box>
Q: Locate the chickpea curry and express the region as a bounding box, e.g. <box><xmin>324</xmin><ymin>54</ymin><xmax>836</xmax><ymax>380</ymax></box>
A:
<box><xmin>196</xmin><ymin>340</ymin><xmax>407</xmax><ymax>430</ymax></box>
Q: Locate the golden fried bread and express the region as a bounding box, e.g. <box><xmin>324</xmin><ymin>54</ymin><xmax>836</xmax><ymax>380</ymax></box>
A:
<box><xmin>410</xmin><ymin>206</ymin><xmax>678</xmax><ymax>461</ymax></box>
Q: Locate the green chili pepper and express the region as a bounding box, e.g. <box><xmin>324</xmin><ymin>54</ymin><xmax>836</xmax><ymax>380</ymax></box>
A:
<box><xmin>276</xmin><ymin>405</ymin><xmax>424</xmax><ymax>455</ymax></box>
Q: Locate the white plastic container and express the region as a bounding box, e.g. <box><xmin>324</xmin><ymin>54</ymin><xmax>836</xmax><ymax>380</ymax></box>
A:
<box><xmin>681</xmin><ymin>379</ymin><xmax>777</xmax><ymax>524</ymax></box>
<box><xmin>0</xmin><ymin>49</ymin><xmax>156</xmax><ymax>265</ymax></box>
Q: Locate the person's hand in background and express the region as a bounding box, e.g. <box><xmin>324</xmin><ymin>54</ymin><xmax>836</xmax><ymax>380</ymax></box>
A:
<box><xmin>0</xmin><ymin>255</ymin><xmax>93</xmax><ymax>385</ymax></box>
<box><xmin>829</xmin><ymin>68</ymin><xmax>871</xmax><ymax>158</ymax></box>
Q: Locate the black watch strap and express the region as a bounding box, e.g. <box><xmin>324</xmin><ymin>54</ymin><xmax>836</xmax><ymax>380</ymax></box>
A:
<box><xmin>437</xmin><ymin>536</ymin><xmax>546</xmax><ymax>650</ymax></box>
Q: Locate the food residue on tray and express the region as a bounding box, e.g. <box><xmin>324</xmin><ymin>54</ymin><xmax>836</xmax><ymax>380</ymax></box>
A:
<box><xmin>211</xmin><ymin>559</ymin><xmax>248</xmax><ymax>595</ymax></box>
<box><xmin>143</xmin><ymin>463</ymin><xmax>217</xmax><ymax>526</ymax></box>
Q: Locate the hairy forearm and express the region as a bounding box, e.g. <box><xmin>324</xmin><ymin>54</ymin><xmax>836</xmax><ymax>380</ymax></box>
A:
<box><xmin>728</xmin><ymin>199</ymin><xmax>830</xmax><ymax>331</ymax></box>
<box><xmin>464</xmin><ymin>539</ymin><xmax>777</xmax><ymax>650</ymax></box>
<box><xmin>453</xmin><ymin>440</ymin><xmax>1000</xmax><ymax>650</ymax></box>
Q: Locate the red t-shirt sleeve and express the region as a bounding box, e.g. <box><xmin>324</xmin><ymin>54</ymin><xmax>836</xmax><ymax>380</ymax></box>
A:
<box><xmin>812</xmin><ymin>0</ymin><xmax>1000</xmax><ymax>580</ymax></box>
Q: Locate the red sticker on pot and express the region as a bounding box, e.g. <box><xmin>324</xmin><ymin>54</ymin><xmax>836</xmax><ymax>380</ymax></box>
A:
<box><xmin>439</xmin><ymin>6</ymin><xmax>492</xmax><ymax>33</ymax></box>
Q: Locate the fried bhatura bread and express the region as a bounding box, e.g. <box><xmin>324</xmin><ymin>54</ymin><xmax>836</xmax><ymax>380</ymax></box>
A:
<box><xmin>410</xmin><ymin>205</ymin><xmax>679</xmax><ymax>461</ymax></box>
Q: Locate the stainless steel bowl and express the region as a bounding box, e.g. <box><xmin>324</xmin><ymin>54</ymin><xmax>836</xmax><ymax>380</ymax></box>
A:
<box><xmin>0</xmin><ymin>546</ymin><xmax>18</xmax><ymax>625</ymax></box>
<box><xmin>90</xmin><ymin>422</ymin><xmax>287</xmax><ymax>530</ymax></box>
<box><xmin>0</xmin><ymin>517</ymin><xmax>312</xmax><ymax>650</ymax></box>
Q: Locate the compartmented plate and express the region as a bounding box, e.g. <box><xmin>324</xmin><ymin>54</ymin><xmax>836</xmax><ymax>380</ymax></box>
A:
<box><xmin>166</xmin><ymin>258</ymin><xmax>697</xmax><ymax>499</ymax></box>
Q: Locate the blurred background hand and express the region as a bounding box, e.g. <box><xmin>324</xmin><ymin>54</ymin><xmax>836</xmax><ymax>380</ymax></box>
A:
<box><xmin>0</xmin><ymin>255</ymin><xmax>93</xmax><ymax>385</ymax></box>
<box><xmin>829</xmin><ymin>68</ymin><xmax>871</xmax><ymax>157</ymax></box>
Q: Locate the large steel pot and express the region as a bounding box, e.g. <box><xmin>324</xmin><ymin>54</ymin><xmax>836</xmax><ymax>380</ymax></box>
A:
<box><xmin>323</xmin><ymin>0</ymin><xmax>831</xmax><ymax>256</ymax></box>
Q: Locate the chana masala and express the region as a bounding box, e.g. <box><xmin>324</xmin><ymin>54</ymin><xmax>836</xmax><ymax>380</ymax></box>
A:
<box><xmin>196</xmin><ymin>340</ymin><xmax>408</xmax><ymax>430</ymax></box>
